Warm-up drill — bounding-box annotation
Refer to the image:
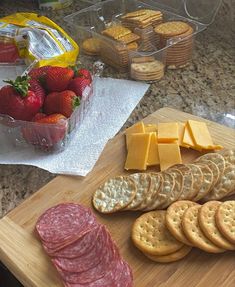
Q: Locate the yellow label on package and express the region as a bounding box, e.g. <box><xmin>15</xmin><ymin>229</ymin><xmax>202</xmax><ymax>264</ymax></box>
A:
<box><xmin>0</xmin><ymin>13</ymin><xmax>79</xmax><ymax>67</ymax></box>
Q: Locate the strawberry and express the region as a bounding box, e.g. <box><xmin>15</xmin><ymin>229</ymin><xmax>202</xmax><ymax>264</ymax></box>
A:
<box><xmin>22</xmin><ymin>113</ymin><xmax>67</xmax><ymax>147</ymax></box>
<box><xmin>29</xmin><ymin>79</ymin><xmax>46</xmax><ymax>107</ymax></box>
<box><xmin>67</xmin><ymin>77</ymin><xmax>91</xmax><ymax>98</ymax></box>
<box><xmin>0</xmin><ymin>76</ymin><xmax>41</xmax><ymax>121</ymax></box>
<box><xmin>44</xmin><ymin>90</ymin><xmax>80</xmax><ymax>117</ymax></box>
<box><xmin>28</xmin><ymin>66</ymin><xmax>50</xmax><ymax>82</ymax></box>
<box><xmin>46</xmin><ymin>67</ymin><xmax>74</xmax><ymax>92</ymax></box>
<box><xmin>74</xmin><ymin>68</ymin><xmax>92</xmax><ymax>83</ymax></box>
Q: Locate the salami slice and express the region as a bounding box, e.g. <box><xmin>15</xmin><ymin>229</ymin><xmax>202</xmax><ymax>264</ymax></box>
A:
<box><xmin>58</xmin><ymin>234</ymin><xmax>120</xmax><ymax>284</ymax></box>
<box><xmin>45</xmin><ymin>226</ymin><xmax>101</xmax><ymax>258</ymax></box>
<box><xmin>36</xmin><ymin>203</ymin><xmax>97</xmax><ymax>245</ymax></box>
<box><xmin>64</xmin><ymin>259</ymin><xmax>133</xmax><ymax>287</ymax></box>
<box><xmin>53</xmin><ymin>226</ymin><xmax>108</xmax><ymax>273</ymax></box>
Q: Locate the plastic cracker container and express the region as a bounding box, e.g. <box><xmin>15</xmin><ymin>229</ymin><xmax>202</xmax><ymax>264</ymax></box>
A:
<box><xmin>64</xmin><ymin>0</ymin><xmax>222</xmax><ymax>81</ymax></box>
<box><xmin>0</xmin><ymin>62</ymin><xmax>94</xmax><ymax>153</ymax></box>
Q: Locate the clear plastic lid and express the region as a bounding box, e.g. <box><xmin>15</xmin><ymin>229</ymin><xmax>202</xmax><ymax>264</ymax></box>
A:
<box><xmin>143</xmin><ymin>0</ymin><xmax>222</xmax><ymax>25</ymax></box>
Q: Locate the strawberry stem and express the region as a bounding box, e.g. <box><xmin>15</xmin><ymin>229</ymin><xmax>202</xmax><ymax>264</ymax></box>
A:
<box><xmin>4</xmin><ymin>75</ymin><xmax>30</xmax><ymax>97</ymax></box>
<box><xmin>73</xmin><ymin>96</ymin><xmax>80</xmax><ymax>110</ymax></box>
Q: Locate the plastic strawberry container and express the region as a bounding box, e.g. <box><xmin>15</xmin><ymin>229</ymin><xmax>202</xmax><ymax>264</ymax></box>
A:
<box><xmin>0</xmin><ymin>63</ymin><xmax>94</xmax><ymax>153</ymax></box>
<box><xmin>64</xmin><ymin>0</ymin><xmax>222</xmax><ymax>81</ymax></box>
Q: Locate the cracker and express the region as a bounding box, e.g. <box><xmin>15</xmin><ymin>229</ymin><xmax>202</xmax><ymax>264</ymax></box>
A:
<box><xmin>102</xmin><ymin>25</ymin><xmax>131</xmax><ymax>40</ymax></box>
<box><xmin>145</xmin><ymin>244</ymin><xmax>192</xmax><ymax>263</ymax></box>
<box><xmin>132</xmin><ymin>56</ymin><xmax>155</xmax><ymax>63</ymax></box>
<box><xmin>199</xmin><ymin>201</ymin><xmax>235</xmax><ymax>250</ymax></box>
<box><xmin>151</xmin><ymin>172</ymin><xmax>175</xmax><ymax>209</ymax></box>
<box><xmin>172</xmin><ymin>165</ymin><xmax>193</xmax><ymax>200</ymax></box>
<box><xmin>140</xmin><ymin>173</ymin><xmax>162</xmax><ymax>211</ymax></box>
<box><xmin>154</xmin><ymin>21</ymin><xmax>190</xmax><ymax>37</ymax></box>
<box><xmin>118</xmin><ymin>33</ymin><xmax>140</xmax><ymax>44</ymax></box>
<box><xmin>195</xmin><ymin>152</ymin><xmax>226</xmax><ymax>177</ymax></box>
<box><xmin>121</xmin><ymin>9</ymin><xmax>148</xmax><ymax>19</ymax></box>
<box><xmin>195</xmin><ymin>159</ymin><xmax>220</xmax><ymax>188</ymax></box>
<box><xmin>127</xmin><ymin>42</ymin><xmax>138</xmax><ymax>50</ymax></box>
<box><xmin>193</xmin><ymin>164</ymin><xmax>214</xmax><ymax>201</ymax></box>
<box><xmin>82</xmin><ymin>37</ymin><xmax>101</xmax><ymax>55</ymax></box>
<box><xmin>166</xmin><ymin>200</ymin><xmax>199</xmax><ymax>245</ymax></box>
<box><xmin>182</xmin><ymin>205</ymin><xmax>225</xmax><ymax>253</ymax></box>
<box><xmin>125</xmin><ymin>173</ymin><xmax>151</xmax><ymax>210</ymax></box>
<box><xmin>216</xmin><ymin>201</ymin><xmax>235</xmax><ymax>244</ymax></box>
<box><xmin>131</xmin><ymin>60</ymin><xmax>164</xmax><ymax>73</ymax></box>
<box><xmin>220</xmin><ymin>149</ymin><xmax>235</xmax><ymax>165</ymax></box>
<box><xmin>185</xmin><ymin>164</ymin><xmax>204</xmax><ymax>199</ymax></box>
<box><xmin>203</xmin><ymin>164</ymin><xmax>235</xmax><ymax>200</ymax></box>
<box><xmin>132</xmin><ymin>210</ymin><xmax>183</xmax><ymax>256</ymax></box>
<box><xmin>161</xmin><ymin>169</ymin><xmax>183</xmax><ymax>208</ymax></box>
<box><xmin>93</xmin><ymin>176</ymin><xmax>136</xmax><ymax>213</ymax></box>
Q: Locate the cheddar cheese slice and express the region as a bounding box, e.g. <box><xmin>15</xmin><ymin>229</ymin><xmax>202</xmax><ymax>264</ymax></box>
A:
<box><xmin>147</xmin><ymin>132</ymin><xmax>160</xmax><ymax>166</ymax></box>
<box><xmin>182</xmin><ymin>122</ymin><xmax>196</xmax><ymax>149</ymax></box>
<box><xmin>178</xmin><ymin>122</ymin><xmax>185</xmax><ymax>147</ymax></box>
<box><xmin>125</xmin><ymin>133</ymin><xmax>151</xmax><ymax>170</ymax></box>
<box><xmin>187</xmin><ymin>120</ymin><xmax>223</xmax><ymax>150</ymax></box>
<box><xmin>145</xmin><ymin>124</ymin><xmax>157</xmax><ymax>133</ymax></box>
<box><xmin>125</xmin><ymin>121</ymin><xmax>145</xmax><ymax>149</ymax></box>
<box><xmin>158</xmin><ymin>122</ymin><xmax>179</xmax><ymax>143</ymax></box>
<box><xmin>158</xmin><ymin>143</ymin><xmax>182</xmax><ymax>171</ymax></box>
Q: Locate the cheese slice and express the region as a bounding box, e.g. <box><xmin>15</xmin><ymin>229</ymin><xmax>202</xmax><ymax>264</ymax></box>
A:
<box><xmin>187</xmin><ymin>120</ymin><xmax>223</xmax><ymax>150</ymax></box>
<box><xmin>145</xmin><ymin>124</ymin><xmax>157</xmax><ymax>133</ymax></box>
<box><xmin>178</xmin><ymin>122</ymin><xmax>185</xmax><ymax>146</ymax></box>
<box><xmin>125</xmin><ymin>133</ymin><xmax>151</xmax><ymax>170</ymax></box>
<box><xmin>147</xmin><ymin>132</ymin><xmax>160</xmax><ymax>166</ymax></box>
<box><xmin>158</xmin><ymin>143</ymin><xmax>182</xmax><ymax>171</ymax></box>
<box><xmin>125</xmin><ymin>121</ymin><xmax>145</xmax><ymax>149</ymax></box>
<box><xmin>158</xmin><ymin>122</ymin><xmax>179</xmax><ymax>143</ymax></box>
<box><xmin>182</xmin><ymin>122</ymin><xmax>196</xmax><ymax>149</ymax></box>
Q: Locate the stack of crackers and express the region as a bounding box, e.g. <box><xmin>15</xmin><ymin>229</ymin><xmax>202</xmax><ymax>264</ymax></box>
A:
<box><xmin>121</xmin><ymin>9</ymin><xmax>163</xmax><ymax>52</ymax></box>
<box><xmin>93</xmin><ymin>149</ymin><xmax>235</xmax><ymax>213</ymax></box>
<box><xmin>130</xmin><ymin>56</ymin><xmax>165</xmax><ymax>81</ymax></box>
<box><xmin>99</xmin><ymin>25</ymin><xmax>140</xmax><ymax>71</ymax></box>
<box><xmin>132</xmin><ymin>200</ymin><xmax>235</xmax><ymax>263</ymax></box>
<box><xmin>82</xmin><ymin>37</ymin><xmax>101</xmax><ymax>56</ymax></box>
<box><xmin>154</xmin><ymin>21</ymin><xmax>194</xmax><ymax>69</ymax></box>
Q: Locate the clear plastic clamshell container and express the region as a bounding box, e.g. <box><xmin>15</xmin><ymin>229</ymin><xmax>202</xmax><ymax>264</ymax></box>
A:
<box><xmin>0</xmin><ymin>62</ymin><xmax>94</xmax><ymax>153</ymax></box>
<box><xmin>64</xmin><ymin>0</ymin><xmax>221</xmax><ymax>81</ymax></box>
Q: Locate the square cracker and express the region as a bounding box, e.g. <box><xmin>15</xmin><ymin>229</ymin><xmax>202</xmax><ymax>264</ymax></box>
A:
<box><xmin>102</xmin><ymin>25</ymin><xmax>131</xmax><ymax>40</ymax></box>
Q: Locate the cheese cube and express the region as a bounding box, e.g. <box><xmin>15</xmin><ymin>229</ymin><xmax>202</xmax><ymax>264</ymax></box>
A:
<box><xmin>187</xmin><ymin>120</ymin><xmax>223</xmax><ymax>150</ymax></box>
<box><xmin>147</xmin><ymin>132</ymin><xmax>160</xmax><ymax>166</ymax></box>
<box><xmin>145</xmin><ymin>124</ymin><xmax>157</xmax><ymax>133</ymax></box>
<box><xmin>125</xmin><ymin>121</ymin><xmax>145</xmax><ymax>149</ymax></box>
<box><xmin>125</xmin><ymin>133</ymin><xmax>151</xmax><ymax>170</ymax></box>
<box><xmin>158</xmin><ymin>122</ymin><xmax>179</xmax><ymax>143</ymax></box>
<box><xmin>158</xmin><ymin>143</ymin><xmax>182</xmax><ymax>171</ymax></box>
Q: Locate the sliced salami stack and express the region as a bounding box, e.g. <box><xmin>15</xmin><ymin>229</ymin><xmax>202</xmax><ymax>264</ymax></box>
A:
<box><xmin>36</xmin><ymin>203</ymin><xmax>133</xmax><ymax>287</ymax></box>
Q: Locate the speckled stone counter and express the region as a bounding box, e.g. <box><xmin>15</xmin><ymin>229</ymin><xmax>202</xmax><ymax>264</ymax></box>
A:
<box><xmin>0</xmin><ymin>0</ymin><xmax>234</xmax><ymax>218</ymax></box>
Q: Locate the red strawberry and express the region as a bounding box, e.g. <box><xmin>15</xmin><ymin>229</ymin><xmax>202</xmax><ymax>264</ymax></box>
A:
<box><xmin>44</xmin><ymin>90</ymin><xmax>80</xmax><ymax>117</ymax></box>
<box><xmin>29</xmin><ymin>79</ymin><xmax>46</xmax><ymax>107</ymax></box>
<box><xmin>46</xmin><ymin>67</ymin><xmax>74</xmax><ymax>92</ymax></box>
<box><xmin>0</xmin><ymin>76</ymin><xmax>41</xmax><ymax>121</ymax></box>
<box><xmin>31</xmin><ymin>112</ymin><xmax>46</xmax><ymax>121</ymax></box>
<box><xmin>67</xmin><ymin>77</ymin><xmax>91</xmax><ymax>98</ymax></box>
<box><xmin>28</xmin><ymin>66</ymin><xmax>50</xmax><ymax>82</ymax></box>
<box><xmin>75</xmin><ymin>68</ymin><xmax>92</xmax><ymax>83</ymax></box>
<box><xmin>22</xmin><ymin>113</ymin><xmax>67</xmax><ymax>147</ymax></box>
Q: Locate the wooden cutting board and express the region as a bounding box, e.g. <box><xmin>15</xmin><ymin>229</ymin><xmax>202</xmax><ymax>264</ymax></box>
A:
<box><xmin>0</xmin><ymin>107</ymin><xmax>235</xmax><ymax>287</ymax></box>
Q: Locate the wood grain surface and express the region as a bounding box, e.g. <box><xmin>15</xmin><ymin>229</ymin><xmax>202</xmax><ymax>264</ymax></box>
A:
<box><xmin>0</xmin><ymin>108</ymin><xmax>234</xmax><ymax>287</ymax></box>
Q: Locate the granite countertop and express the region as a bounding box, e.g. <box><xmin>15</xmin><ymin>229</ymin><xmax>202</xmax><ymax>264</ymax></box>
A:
<box><xmin>0</xmin><ymin>0</ymin><xmax>234</xmax><ymax>218</ymax></box>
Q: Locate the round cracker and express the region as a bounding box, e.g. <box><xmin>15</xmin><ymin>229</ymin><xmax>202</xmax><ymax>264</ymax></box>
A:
<box><xmin>154</xmin><ymin>21</ymin><xmax>190</xmax><ymax>37</ymax></box>
<box><xmin>82</xmin><ymin>37</ymin><xmax>101</xmax><ymax>54</ymax></box>
<box><xmin>182</xmin><ymin>205</ymin><xmax>225</xmax><ymax>253</ymax></box>
<box><xmin>93</xmin><ymin>176</ymin><xmax>136</xmax><ymax>213</ymax></box>
<box><xmin>132</xmin><ymin>210</ymin><xmax>183</xmax><ymax>256</ymax></box>
<box><xmin>172</xmin><ymin>165</ymin><xmax>194</xmax><ymax>200</ymax></box>
<box><xmin>144</xmin><ymin>244</ymin><xmax>192</xmax><ymax>263</ymax></box>
<box><xmin>125</xmin><ymin>173</ymin><xmax>151</xmax><ymax>210</ymax></box>
<box><xmin>203</xmin><ymin>164</ymin><xmax>235</xmax><ymax>201</ymax></box>
<box><xmin>161</xmin><ymin>169</ymin><xmax>183</xmax><ymax>209</ymax></box>
<box><xmin>195</xmin><ymin>152</ymin><xmax>226</xmax><ymax>179</ymax></box>
<box><xmin>151</xmin><ymin>172</ymin><xmax>175</xmax><ymax>209</ymax></box>
<box><xmin>196</xmin><ymin>159</ymin><xmax>220</xmax><ymax>188</ymax></box>
<box><xmin>185</xmin><ymin>164</ymin><xmax>204</xmax><ymax>199</ymax></box>
<box><xmin>141</xmin><ymin>173</ymin><xmax>163</xmax><ymax>211</ymax></box>
<box><xmin>199</xmin><ymin>201</ymin><xmax>235</xmax><ymax>250</ymax></box>
<box><xmin>221</xmin><ymin>149</ymin><xmax>235</xmax><ymax>165</ymax></box>
<box><xmin>193</xmin><ymin>164</ymin><xmax>214</xmax><ymax>201</ymax></box>
<box><xmin>166</xmin><ymin>200</ymin><xmax>199</xmax><ymax>245</ymax></box>
<box><xmin>215</xmin><ymin>201</ymin><xmax>235</xmax><ymax>244</ymax></box>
